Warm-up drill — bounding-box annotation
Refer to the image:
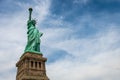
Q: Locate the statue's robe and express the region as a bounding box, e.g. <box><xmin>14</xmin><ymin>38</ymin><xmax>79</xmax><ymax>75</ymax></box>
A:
<box><xmin>24</xmin><ymin>20</ymin><xmax>43</xmax><ymax>53</ymax></box>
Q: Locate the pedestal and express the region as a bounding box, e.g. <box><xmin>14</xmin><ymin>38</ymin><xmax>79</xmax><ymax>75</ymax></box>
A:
<box><xmin>16</xmin><ymin>52</ymin><xmax>49</xmax><ymax>80</ymax></box>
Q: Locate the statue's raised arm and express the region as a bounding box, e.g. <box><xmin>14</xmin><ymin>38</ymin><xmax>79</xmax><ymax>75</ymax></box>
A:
<box><xmin>28</xmin><ymin>8</ymin><xmax>32</xmax><ymax>21</ymax></box>
<box><xmin>24</xmin><ymin>8</ymin><xmax>43</xmax><ymax>54</ymax></box>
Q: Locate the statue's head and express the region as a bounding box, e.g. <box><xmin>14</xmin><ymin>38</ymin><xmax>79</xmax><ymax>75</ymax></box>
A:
<box><xmin>31</xmin><ymin>20</ymin><xmax>36</xmax><ymax>26</ymax></box>
<box><xmin>27</xmin><ymin>19</ymin><xmax>36</xmax><ymax>27</ymax></box>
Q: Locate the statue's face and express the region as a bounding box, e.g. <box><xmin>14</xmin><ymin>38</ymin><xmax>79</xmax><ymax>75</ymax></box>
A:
<box><xmin>32</xmin><ymin>20</ymin><xmax>36</xmax><ymax>25</ymax></box>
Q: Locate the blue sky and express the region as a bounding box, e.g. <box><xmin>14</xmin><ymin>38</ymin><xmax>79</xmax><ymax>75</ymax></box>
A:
<box><xmin>0</xmin><ymin>0</ymin><xmax>120</xmax><ymax>80</ymax></box>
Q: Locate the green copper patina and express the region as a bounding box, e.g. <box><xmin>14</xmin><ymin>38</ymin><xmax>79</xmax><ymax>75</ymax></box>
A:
<box><xmin>24</xmin><ymin>8</ymin><xmax>43</xmax><ymax>54</ymax></box>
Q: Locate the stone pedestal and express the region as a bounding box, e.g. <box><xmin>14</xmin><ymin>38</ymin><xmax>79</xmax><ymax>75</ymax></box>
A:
<box><xmin>16</xmin><ymin>52</ymin><xmax>49</xmax><ymax>80</ymax></box>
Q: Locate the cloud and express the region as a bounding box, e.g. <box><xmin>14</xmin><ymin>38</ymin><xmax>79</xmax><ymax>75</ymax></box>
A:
<box><xmin>40</xmin><ymin>11</ymin><xmax>120</xmax><ymax>80</ymax></box>
<box><xmin>46</xmin><ymin>27</ymin><xmax>120</xmax><ymax>80</ymax></box>
<box><xmin>0</xmin><ymin>0</ymin><xmax>120</xmax><ymax>80</ymax></box>
<box><xmin>16</xmin><ymin>0</ymin><xmax>51</xmax><ymax>23</ymax></box>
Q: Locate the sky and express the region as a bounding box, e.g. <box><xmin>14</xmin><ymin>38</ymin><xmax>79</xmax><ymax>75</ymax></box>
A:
<box><xmin>0</xmin><ymin>0</ymin><xmax>120</xmax><ymax>80</ymax></box>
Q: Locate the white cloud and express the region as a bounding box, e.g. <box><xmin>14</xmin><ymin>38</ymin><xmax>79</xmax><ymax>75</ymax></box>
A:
<box><xmin>16</xmin><ymin>0</ymin><xmax>51</xmax><ymax>23</ymax></box>
<box><xmin>46</xmin><ymin>26</ymin><xmax>120</xmax><ymax>80</ymax></box>
<box><xmin>0</xmin><ymin>0</ymin><xmax>120</xmax><ymax>80</ymax></box>
<box><xmin>47</xmin><ymin>48</ymin><xmax>120</xmax><ymax>80</ymax></box>
<box><xmin>34</xmin><ymin>0</ymin><xmax>51</xmax><ymax>23</ymax></box>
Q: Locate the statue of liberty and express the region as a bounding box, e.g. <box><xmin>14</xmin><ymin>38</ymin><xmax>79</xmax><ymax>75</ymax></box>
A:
<box><xmin>24</xmin><ymin>8</ymin><xmax>43</xmax><ymax>54</ymax></box>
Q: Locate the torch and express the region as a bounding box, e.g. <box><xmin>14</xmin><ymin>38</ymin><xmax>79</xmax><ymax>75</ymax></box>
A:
<box><xmin>28</xmin><ymin>8</ymin><xmax>33</xmax><ymax>21</ymax></box>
